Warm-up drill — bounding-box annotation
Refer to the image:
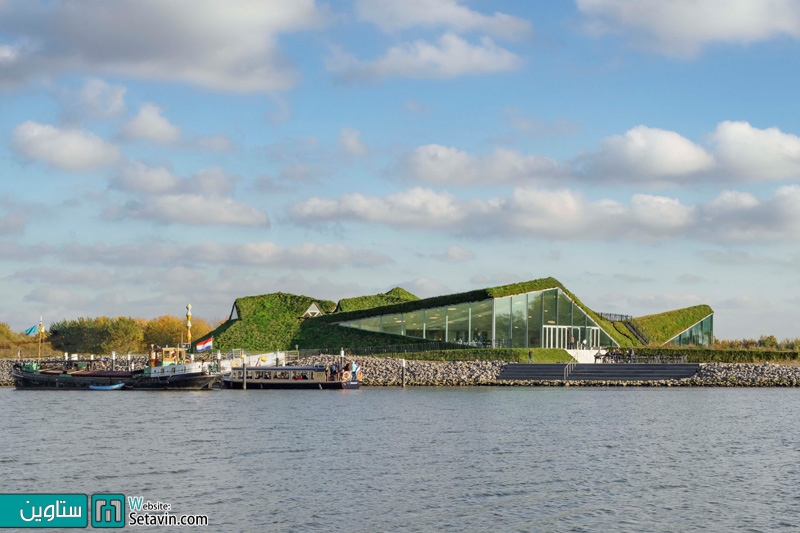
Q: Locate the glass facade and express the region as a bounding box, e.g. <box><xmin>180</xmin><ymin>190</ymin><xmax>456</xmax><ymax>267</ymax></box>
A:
<box><xmin>338</xmin><ymin>288</ymin><xmax>620</xmax><ymax>349</ymax></box>
<box><xmin>664</xmin><ymin>314</ymin><xmax>714</xmax><ymax>347</ymax></box>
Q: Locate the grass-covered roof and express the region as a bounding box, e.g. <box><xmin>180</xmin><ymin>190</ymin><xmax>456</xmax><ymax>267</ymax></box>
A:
<box><xmin>197</xmin><ymin>278</ymin><xmax>714</xmax><ymax>351</ymax></box>
<box><xmin>635</xmin><ymin>305</ymin><xmax>714</xmax><ymax>345</ymax></box>
<box><xmin>335</xmin><ymin>287</ymin><xmax>419</xmax><ymax>313</ymax></box>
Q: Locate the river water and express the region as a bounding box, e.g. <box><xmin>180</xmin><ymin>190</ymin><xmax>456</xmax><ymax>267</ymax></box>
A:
<box><xmin>1</xmin><ymin>386</ymin><xmax>798</xmax><ymax>532</ymax></box>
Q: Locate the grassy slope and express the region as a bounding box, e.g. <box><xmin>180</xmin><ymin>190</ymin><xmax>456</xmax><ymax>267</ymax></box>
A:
<box><xmin>635</xmin><ymin>305</ymin><xmax>714</xmax><ymax>345</ymax></box>
<box><xmin>335</xmin><ymin>287</ymin><xmax>419</xmax><ymax>313</ymax></box>
<box><xmin>197</xmin><ymin>293</ymin><xmax>337</xmax><ymax>351</ymax></box>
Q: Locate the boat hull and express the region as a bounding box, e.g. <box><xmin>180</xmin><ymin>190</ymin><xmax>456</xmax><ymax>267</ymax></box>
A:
<box><xmin>129</xmin><ymin>373</ymin><xmax>218</xmax><ymax>390</ymax></box>
<box><xmin>12</xmin><ymin>371</ymin><xmax>135</xmax><ymax>390</ymax></box>
<box><xmin>221</xmin><ymin>379</ymin><xmax>360</xmax><ymax>390</ymax></box>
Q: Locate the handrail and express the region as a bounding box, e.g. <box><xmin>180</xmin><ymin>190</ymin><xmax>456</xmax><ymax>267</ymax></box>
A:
<box><xmin>563</xmin><ymin>360</ymin><xmax>577</xmax><ymax>380</ymax></box>
<box><xmin>624</xmin><ymin>319</ymin><xmax>651</xmax><ymax>345</ymax></box>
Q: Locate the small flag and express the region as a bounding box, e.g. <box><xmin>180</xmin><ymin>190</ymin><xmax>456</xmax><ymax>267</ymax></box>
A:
<box><xmin>25</xmin><ymin>325</ymin><xmax>38</xmax><ymax>336</ymax></box>
<box><xmin>196</xmin><ymin>337</ymin><xmax>213</xmax><ymax>352</ymax></box>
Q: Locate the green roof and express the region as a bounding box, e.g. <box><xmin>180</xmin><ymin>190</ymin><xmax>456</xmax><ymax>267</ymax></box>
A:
<box><xmin>335</xmin><ymin>287</ymin><xmax>419</xmax><ymax>313</ymax></box>
<box><xmin>635</xmin><ymin>305</ymin><xmax>714</xmax><ymax>345</ymax></box>
<box><xmin>198</xmin><ymin>278</ymin><xmax>714</xmax><ymax>351</ymax></box>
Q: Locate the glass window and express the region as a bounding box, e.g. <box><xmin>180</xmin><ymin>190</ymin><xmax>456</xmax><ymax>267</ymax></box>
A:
<box><xmin>382</xmin><ymin>314</ymin><xmax>404</xmax><ymax>336</ymax></box>
<box><xmin>558</xmin><ymin>291</ymin><xmax>573</xmax><ymax>326</ymax></box>
<box><xmin>361</xmin><ymin>316</ymin><xmax>381</xmax><ymax>332</ymax></box>
<box><xmin>470</xmin><ymin>299</ymin><xmax>493</xmax><ymax>347</ymax></box>
<box><xmin>405</xmin><ymin>311</ymin><xmax>424</xmax><ymax>339</ymax></box>
<box><xmin>425</xmin><ymin>306</ymin><xmax>447</xmax><ymax>342</ymax></box>
<box><xmin>446</xmin><ymin>303</ymin><xmax>470</xmax><ymax>344</ymax></box>
<box><xmin>340</xmin><ymin>319</ymin><xmax>360</xmax><ymax>329</ymax></box>
<box><xmin>542</xmin><ymin>289</ymin><xmax>558</xmax><ymax>327</ymax></box>
<box><xmin>494</xmin><ymin>297</ymin><xmax>511</xmax><ymax>348</ymax></box>
<box><xmin>511</xmin><ymin>294</ymin><xmax>527</xmax><ymax>348</ymax></box>
<box><xmin>527</xmin><ymin>291</ymin><xmax>542</xmax><ymax>348</ymax></box>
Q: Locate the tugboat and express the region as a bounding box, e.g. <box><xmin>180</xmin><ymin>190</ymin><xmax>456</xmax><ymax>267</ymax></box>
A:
<box><xmin>129</xmin><ymin>346</ymin><xmax>217</xmax><ymax>390</ymax></box>
<box><xmin>222</xmin><ymin>359</ymin><xmax>362</xmax><ymax>390</ymax></box>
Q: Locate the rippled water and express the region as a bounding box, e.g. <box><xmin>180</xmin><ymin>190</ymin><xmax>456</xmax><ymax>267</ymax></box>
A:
<box><xmin>2</xmin><ymin>386</ymin><xmax>799</xmax><ymax>532</ymax></box>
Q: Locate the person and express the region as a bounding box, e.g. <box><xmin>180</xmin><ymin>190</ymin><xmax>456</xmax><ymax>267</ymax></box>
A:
<box><xmin>568</xmin><ymin>332</ymin><xmax>575</xmax><ymax>349</ymax></box>
<box><xmin>528</xmin><ymin>350</ymin><xmax>533</xmax><ymax>363</ymax></box>
<box><xmin>581</xmin><ymin>339</ymin><xmax>587</xmax><ymax>349</ymax></box>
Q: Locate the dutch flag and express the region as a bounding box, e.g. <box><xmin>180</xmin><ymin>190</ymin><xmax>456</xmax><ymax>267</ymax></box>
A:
<box><xmin>196</xmin><ymin>337</ymin><xmax>213</xmax><ymax>352</ymax></box>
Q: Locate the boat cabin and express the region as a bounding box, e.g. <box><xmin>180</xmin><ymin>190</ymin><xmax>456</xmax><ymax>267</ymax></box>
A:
<box><xmin>149</xmin><ymin>346</ymin><xmax>190</xmax><ymax>367</ymax></box>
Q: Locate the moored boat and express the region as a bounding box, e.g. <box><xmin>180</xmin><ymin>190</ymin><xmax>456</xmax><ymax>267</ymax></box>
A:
<box><xmin>89</xmin><ymin>383</ymin><xmax>125</xmax><ymax>390</ymax></box>
<box><xmin>129</xmin><ymin>346</ymin><xmax>218</xmax><ymax>390</ymax></box>
<box><xmin>222</xmin><ymin>361</ymin><xmax>361</xmax><ymax>390</ymax></box>
<box><xmin>12</xmin><ymin>359</ymin><xmax>138</xmax><ymax>390</ymax></box>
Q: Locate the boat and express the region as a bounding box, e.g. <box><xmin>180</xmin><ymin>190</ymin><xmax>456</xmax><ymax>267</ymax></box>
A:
<box><xmin>89</xmin><ymin>383</ymin><xmax>125</xmax><ymax>390</ymax></box>
<box><xmin>221</xmin><ymin>361</ymin><xmax>362</xmax><ymax>390</ymax></box>
<box><xmin>11</xmin><ymin>359</ymin><xmax>138</xmax><ymax>390</ymax></box>
<box><xmin>129</xmin><ymin>346</ymin><xmax>218</xmax><ymax>390</ymax></box>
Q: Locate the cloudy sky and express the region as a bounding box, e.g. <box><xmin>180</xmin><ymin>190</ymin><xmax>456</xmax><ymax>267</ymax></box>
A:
<box><xmin>1</xmin><ymin>0</ymin><xmax>799</xmax><ymax>340</ymax></box>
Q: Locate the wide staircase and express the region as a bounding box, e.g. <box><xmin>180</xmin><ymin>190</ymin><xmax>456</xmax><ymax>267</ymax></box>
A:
<box><xmin>498</xmin><ymin>363</ymin><xmax>700</xmax><ymax>382</ymax></box>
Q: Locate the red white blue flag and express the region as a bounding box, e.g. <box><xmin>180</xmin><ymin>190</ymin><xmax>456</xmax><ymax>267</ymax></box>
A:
<box><xmin>196</xmin><ymin>337</ymin><xmax>213</xmax><ymax>352</ymax></box>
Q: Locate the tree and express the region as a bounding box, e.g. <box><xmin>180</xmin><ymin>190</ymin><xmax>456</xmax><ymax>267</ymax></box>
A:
<box><xmin>143</xmin><ymin>315</ymin><xmax>186</xmax><ymax>348</ymax></box>
<box><xmin>50</xmin><ymin>316</ymin><xmax>144</xmax><ymax>354</ymax></box>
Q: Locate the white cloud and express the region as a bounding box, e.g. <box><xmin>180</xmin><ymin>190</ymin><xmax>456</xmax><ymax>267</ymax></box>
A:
<box><xmin>338</xmin><ymin>127</ymin><xmax>368</xmax><ymax>156</ymax></box>
<box><xmin>577</xmin><ymin>0</ymin><xmax>800</xmax><ymax>57</ymax></box>
<box><xmin>291</xmin><ymin>187</ymin><xmax>470</xmax><ymax>228</ymax></box>
<box><xmin>291</xmin><ymin>185</ymin><xmax>800</xmax><ymax>243</ymax></box>
<box><xmin>710</xmin><ymin>121</ymin><xmax>800</xmax><ymax>181</ymax></box>
<box><xmin>123</xmin><ymin>103</ymin><xmax>181</xmax><ymax>144</ymax></box>
<box><xmin>581</xmin><ymin>125</ymin><xmax>715</xmax><ymax>183</ymax></box>
<box><xmin>0</xmin><ymin>0</ymin><xmax>325</xmax><ymax>92</ymax></box>
<box><xmin>107</xmin><ymin>194</ymin><xmax>269</xmax><ymax>226</ymax></box>
<box><xmin>12</xmin><ymin>121</ymin><xmax>120</xmax><ymax>170</ymax></box>
<box><xmin>434</xmin><ymin>245</ymin><xmax>475</xmax><ymax>262</ymax></box>
<box><xmin>405</xmin><ymin>144</ymin><xmax>562</xmax><ymax>185</ymax></box>
<box><xmin>400</xmin><ymin>277</ymin><xmax>452</xmax><ymax>298</ymax></box>
<box><xmin>326</xmin><ymin>33</ymin><xmax>522</xmax><ymax>81</ymax></box>
<box><xmin>355</xmin><ymin>0</ymin><xmax>532</xmax><ymax>39</ymax></box>
<box><xmin>1</xmin><ymin>240</ymin><xmax>390</xmax><ymax>272</ymax></box>
<box><xmin>78</xmin><ymin>78</ymin><xmax>127</xmax><ymax>118</ymax></box>
<box><xmin>112</xmin><ymin>162</ymin><xmax>180</xmax><ymax>194</ymax></box>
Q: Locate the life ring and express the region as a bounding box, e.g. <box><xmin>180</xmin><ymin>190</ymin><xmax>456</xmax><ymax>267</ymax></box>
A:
<box><xmin>342</xmin><ymin>371</ymin><xmax>351</xmax><ymax>381</ymax></box>
<box><xmin>357</xmin><ymin>370</ymin><xmax>363</xmax><ymax>381</ymax></box>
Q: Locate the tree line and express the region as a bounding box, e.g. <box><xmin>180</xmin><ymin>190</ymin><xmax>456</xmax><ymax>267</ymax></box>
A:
<box><xmin>45</xmin><ymin>315</ymin><xmax>214</xmax><ymax>354</ymax></box>
<box><xmin>713</xmin><ymin>335</ymin><xmax>800</xmax><ymax>351</ymax></box>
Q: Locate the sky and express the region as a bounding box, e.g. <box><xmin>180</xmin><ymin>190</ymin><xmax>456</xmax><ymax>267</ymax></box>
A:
<box><xmin>1</xmin><ymin>0</ymin><xmax>800</xmax><ymax>340</ymax></box>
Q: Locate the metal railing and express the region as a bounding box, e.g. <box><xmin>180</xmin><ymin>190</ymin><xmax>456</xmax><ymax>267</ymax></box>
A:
<box><xmin>598</xmin><ymin>312</ymin><xmax>633</xmax><ymax>322</ymax></box>
<box><xmin>624</xmin><ymin>319</ymin><xmax>652</xmax><ymax>345</ymax></box>
<box><xmin>563</xmin><ymin>360</ymin><xmax>577</xmax><ymax>380</ymax></box>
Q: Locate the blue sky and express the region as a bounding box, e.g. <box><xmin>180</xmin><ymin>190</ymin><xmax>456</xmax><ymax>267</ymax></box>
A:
<box><xmin>1</xmin><ymin>0</ymin><xmax>800</xmax><ymax>340</ymax></box>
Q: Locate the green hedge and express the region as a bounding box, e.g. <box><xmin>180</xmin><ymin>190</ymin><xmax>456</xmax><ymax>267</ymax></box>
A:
<box><xmin>634</xmin><ymin>346</ymin><xmax>800</xmax><ymax>363</ymax></box>
<box><xmin>635</xmin><ymin>306</ymin><xmax>713</xmax><ymax>345</ymax></box>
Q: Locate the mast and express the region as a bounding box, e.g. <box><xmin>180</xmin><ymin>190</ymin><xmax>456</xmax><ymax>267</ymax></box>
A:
<box><xmin>186</xmin><ymin>304</ymin><xmax>192</xmax><ymax>351</ymax></box>
<box><xmin>37</xmin><ymin>315</ymin><xmax>43</xmax><ymax>363</ymax></box>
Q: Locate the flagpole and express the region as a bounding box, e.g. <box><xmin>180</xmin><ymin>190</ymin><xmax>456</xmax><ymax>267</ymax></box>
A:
<box><xmin>38</xmin><ymin>315</ymin><xmax>42</xmax><ymax>363</ymax></box>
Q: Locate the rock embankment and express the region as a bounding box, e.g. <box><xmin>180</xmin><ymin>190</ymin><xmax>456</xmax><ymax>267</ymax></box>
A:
<box><xmin>293</xmin><ymin>355</ymin><xmax>505</xmax><ymax>386</ymax></box>
<box><xmin>4</xmin><ymin>358</ymin><xmax>800</xmax><ymax>387</ymax></box>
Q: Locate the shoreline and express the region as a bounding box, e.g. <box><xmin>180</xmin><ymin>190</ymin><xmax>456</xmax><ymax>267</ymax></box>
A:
<box><xmin>3</xmin><ymin>356</ymin><xmax>800</xmax><ymax>388</ymax></box>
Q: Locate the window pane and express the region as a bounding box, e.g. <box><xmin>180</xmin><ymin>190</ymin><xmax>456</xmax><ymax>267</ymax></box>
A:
<box><xmin>361</xmin><ymin>316</ymin><xmax>381</xmax><ymax>332</ymax></box>
<box><xmin>558</xmin><ymin>291</ymin><xmax>573</xmax><ymax>326</ymax></box>
<box><xmin>405</xmin><ymin>311</ymin><xmax>424</xmax><ymax>339</ymax></box>
<box><xmin>447</xmin><ymin>303</ymin><xmax>470</xmax><ymax>344</ymax></box>
<box><xmin>494</xmin><ymin>297</ymin><xmax>511</xmax><ymax>348</ymax></box>
<box><xmin>527</xmin><ymin>291</ymin><xmax>542</xmax><ymax>348</ymax></box>
<box><xmin>470</xmin><ymin>299</ymin><xmax>493</xmax><ymax>347</ymax></box>
<box><xmin>425</xmin><ymin>306</ymin><xmax>447</xmax><ymax>342</ymax></box>
<box><xmin>511</xmin><ymin>294</ymin><xmax>527</xmax><ymax>348</ymax></box>
<box><xmin>382</xmin><ymin>314</ymin><xmax>404</xmax><ymax>336</ymax></box>
<box><xmin>542</xmin><ymin>289</ymin><xmax>558</xmax><ymax>327</ymax></box>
